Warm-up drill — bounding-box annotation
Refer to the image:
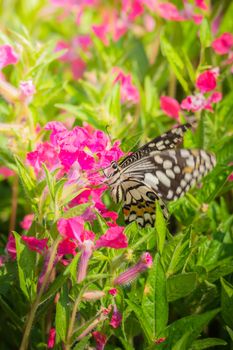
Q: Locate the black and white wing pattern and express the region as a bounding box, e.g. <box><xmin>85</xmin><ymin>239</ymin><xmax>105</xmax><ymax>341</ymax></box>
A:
<box><xmin>119</xmin><ymin>122</ymin><xmax>193</xmax><ymax>168</ymax></box>
<box><xmin>104</xmin><ymin>123</ymin><xmax>216</xmax><ymax>227</ymax></box>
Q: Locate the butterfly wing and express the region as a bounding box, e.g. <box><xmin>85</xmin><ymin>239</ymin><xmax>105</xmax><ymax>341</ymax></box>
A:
<box><xmin>123</xmin><ymin>149</ymin><xmax>216</xmax><ymax>202</ymax></box>
<box><xmin>120</xmin><ymin>123</ymin><xmax>194</xmax><ymax>169</ymax></box>
<box><xmin>121</xmin><ymin>180</ymin><xmax>168</xmax><ymax>227</ymax></box>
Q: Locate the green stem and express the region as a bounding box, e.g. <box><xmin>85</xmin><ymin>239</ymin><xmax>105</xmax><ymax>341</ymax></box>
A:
<box><xmin>65</xmin><ymin>293</ymin><xmax>83</xmax><ymax>349</ymax></box>
<box><xmin>19</xmin><ymin>236</ymin><xmax>61</xmax><ymax>350</ymax></box>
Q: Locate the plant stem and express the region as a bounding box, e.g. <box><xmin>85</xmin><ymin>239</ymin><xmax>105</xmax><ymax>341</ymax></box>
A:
<box><xmin>19</xmin><ymin>236</ymin><xmax>61</xmax><ymax>350</ymax></box>
<box><xmin>65</xmin><ymin>293</ymin><xmax>83</xmax><ymax>350</ymax></box>
<box><xmin>9</xmin><ymin>175</ymin><xmax>19</xmax><ymax>233</ymax></box>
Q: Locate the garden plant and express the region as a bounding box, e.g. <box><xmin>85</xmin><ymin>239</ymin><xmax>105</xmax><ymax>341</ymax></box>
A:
<box><xmin>0</xmin><ymin>0</ymin><xmax>233</xmax><ymax>349</ymax></box>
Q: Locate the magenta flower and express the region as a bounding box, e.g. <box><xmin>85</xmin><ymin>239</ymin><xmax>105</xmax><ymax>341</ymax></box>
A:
<box><xmin>0</xmin><ymin>166</ymin><xmax>14</xmax><ymax>178</ymax></box>
<box><xmin>92</xmin><ymin>24</ymin><xmax>109</xmax><ymax>46</ymax></box>
<box><xmin>57</xmin><ymin>217</ymin><xmax>85</xmax><ymax>241</ymax></box>
<box><xmin>92</xmin><ymin>331</ymin><xmax>107</xmax><ymax>350</ymax></box>
<box><xmin>195</xmin><ymin>0</ymin><xmax>208</xmax><ymax>10</ymax></box>
<box><xmin>20</xmin><ymin>214</ymin><xmax>34</xmax><ymax>231</ymax></box>
<box><xmin>95</xmin><ymin>226</ymin><xmax>128</xmax><ymax>249</ymax></box>
<box><xmin>114</xmin><ymin>252</ymin><xmax>153</xmax><ymax>286</ymax></box>
<box><xmin>108</xmin><ymin>288</ymin><xmax>118</xmax><ymax>296</ymax></box>
<box><xmin>155</xmin><ymin>337</ymin><xmax>166</xmax><ymax>344</ymax></box>
<box><xmin>47</xmin><ymin>328</ymin><xmax>56</xmax><ymax>349</ymax></box>
<box><xmin>57</xmin><ymin>238</ymin><xmax>77</xmax><ymax>257</ymax></box>
<box><xmin>160</xmin><ymin>96</ymin><xmax>180</xmax><ymax>120</ymax></box>
<box><xmin>113</xmin><ymin>68</ymin><xmax>140</xmax><ymax>104</ymax></box>
<box><xmin>109</xmin><ymin>305</ymin><xmax>122</xmax><ymax>328</ymax></box>
<box><xmin>0</xmin><ymin>45</ymin><xmax>18</xmax><ymax>69</ymax></box>
<box><xmin>6</xmin><ymin>233</ymin><xmax>16</xmax><ymax>260</ymax></box>
<box><xmin>21</xmin><ymin>236</ymin><xmax>48</xmax><ymax>254</ymax></box>
<box><xmin>19</xmin><ymin>80</ymin><xmax>36</xmax><ymax>104</ymax></box>
<box><xmin>212</xmin><ymin>33</ymin><xmax>233</xmax><ymax>55</ymax></box>
<box><xmin>196</xmin><ymin>70</ymin><xmax>217</xmax><ymax>93</ymax></box>
<box><xmin>156</xmin><ymin>2</ymin><xmax>185</xmax><ymax>21</ymax></box>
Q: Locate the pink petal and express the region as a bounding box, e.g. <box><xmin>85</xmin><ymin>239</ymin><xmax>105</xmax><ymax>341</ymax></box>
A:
<box><xmin>212</xmin><ymin>33</ymin><xmax>233</xmax><ymax>55</ymax></box>
<box><xmin>20</xmin><ymin>214</ymin><xmax>34</xmax><ymax>230</ymax></box>
<box><xmin>47</xmin><ymin>328</ymin><xmax>56</xmax><ymax>349</ymax></box>
<box><xmin>92</xmin><ymin>24</ymin><xmax>109</xmax><ymax>45</ymax></box>
<box><xmin>95</xmin><ymin>226</ymin><xmax>128</xmax><ymax>249</ymax></box>
<box><xmin>57</xmin><ymin>217</ymin><xmax>85</xmax><ymax>243</ymax></box>
<box><xmin>0</xmin><ymin>45</ymin><xmax>19</xmax><ymax>69</ymax></box>
<box><xmin>160</xmin><ymin>96</ymin><xmax>180</xmax><ymax>120</ymax></box>
<box><xmin>0</xmin><ymin>166</ymin><xmax>15</xmax><ymax>178</ymax></box>
<box><xmin>156</xmin><ymin>2</ymin><xmax>185</xmax><ymax>21</ymax></box>
<box><xmin>92</xmin><ymin>331</ymin><xmax>107</xmax><ymax>350</ymax></box>
<box><xmin>21</xmin><ymin>236</ymin><xmax>48</xmax><ymax>254</ymax></box>
<box><xmin>196</xmin><ymin>70</ymin><xmax>217</xmax><ymax>93</ymax></box>
<box><xmin>195</xmin><ymin>0</ymin><xmax>208</xmax><ymax>10</ymax></box>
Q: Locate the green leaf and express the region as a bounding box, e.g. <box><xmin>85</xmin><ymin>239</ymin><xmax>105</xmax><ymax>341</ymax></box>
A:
<box><xmin>13</xmin><ymin>232</ymin><xmax>36</xmax><ymax>300</ymax></box>
<box><xmin>160</xmin><ymin>35</ymin><xmax>189</xmax><ymax>93</ymax></box>
<box><xmin>42</xmin><ymin>163</ymin><xmax>55</xmax><ymax>202</ymax></box>
<box><xmin>191</xmin><ymin>338</ymin><xmax>227</xmax><ymax>349</ymax></box>
<box><xmin>15</xmin><ymin>156</ymin><xmax>36</xmax><ymax>202</ymax></box>
<box><xmin>155</xmin><ymin>202</ymin><xmax>166</xmax><ymax>254</ymax></box>
<box><xmin>142</xmin><ymin>253</ymin><xmax>168</xmax><ymax>339</ymax></box>
<box><xmin>167</xmin><ymin>272</ymin><xmax>197</xmax><ymax>302</ymax></box>
<box><xmin>72</xmin><ymin>335</ymin><xmax>91</xmax><ymax>350</ymax></box>
<box><xmin>61</xmin><ymin>203</ymin><xmax>90</xmax><ymax>219</ymax></box>
<box><xmin>199</xmin><ymin>19</ymin><xmax>212</xmax><ymax>49</ymax></box>
<box><xmin>221</xmin><ymin>277</ymin><xmax>233</xmax><ymax>328</ymax></box>
<box><xmin>55</xmin><ymin>284</ymin><xmax>70</xmax><ymax>343</ymax></box>
<box><xmin>126</xmin><ymin>300</ymin><xmax>153</xmax><ymax>343</ymax></box>
<box><xmin>164</xmin><ymin>309</ymin><xmax>220</xmax><ymax>348</ymax></box>
<box><xmin>107</xmin><ymin>82</ymin><xmax>121</xmax><ymax>123</ymax></box>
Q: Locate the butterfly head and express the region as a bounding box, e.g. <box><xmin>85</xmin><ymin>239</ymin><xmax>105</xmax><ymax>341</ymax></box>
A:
<box><xmin>103</xmin><ymin>161</ymin><xmax>120</xmax><ymax>178</ymax></box>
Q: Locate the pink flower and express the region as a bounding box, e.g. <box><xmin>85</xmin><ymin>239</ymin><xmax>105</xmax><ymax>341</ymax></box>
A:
<box><xmin>47</xmin><ymin>328</ymin><xmax>56</xmax><ymax>349</ymax></box>
<box><xmin>82</xmin><ymin>290</ymin><xmax>105</xmax><ymax>301</ymax></box>
<box><xmin>77</xmin><ymin>239</ymin><xmax>95</xmax><ymax>283</ymax></box>
<box><xmin>109</xmin><ymin>288</ymin><xmax>118</xmax><ymax>296</ymax></box>
<box><xmin>92</xmin><ymin>331</ymin><xmax>107</xmax><ymax>350</ymax></box>
<box><xmin>27</xmin><ymin>142</ymin><xmax>60</xmax><ymax>176</ymax></box>
<box><xmin>6</xmin><ymin>233</ymin><xmax>16</xmax><ymax>260</ymax></box>
<box><xmin>156</xmin><ymin>2</ymin><xmax>185</xmax><ymax>21</ymax></box>
<box><xmin>212</xmin><ymin>33</ymin><xmax>233</xmax><ymax>55</ymax></box>
<box><xmin>57</xmin><ymin>217</ymin><xmax>85</xmax><ymax>242</ymax></box>
<box><xmin>114</xmin><ymin>252</ymin><xmax>153</xmax><ymax>285</ymax></box>
<box><xmin>0</xmin><ymin>166</ymin><xmax>14</xmax><ymax>178</ymax></box>
<box><xmin>71</xmin><ymin>57</ymin><xmax>86</xmax><ymax>80</ymax></box>
<box><xmin>57</xmin><ymin>238</ymin><xmax>77</xmax><ymax>256</ymax></box>
<box><xmin>109</xmin><ymin>305</ymin><xmax>122</xmax><ymax>328</ymax></box>
<box><xmin>114</xmin><ymin>68</ymin><xmax>140</xmax><ymax>104</ymax></box>
<box><xmin>20</xmin><ymin>214</ymin><xmax>34</xmax><ymax>230</ymax></box>
<box><xmin>181</xmin><ymin>91</ymin><xmax>222</xmax><ymax>112</ymax></box>
<box><xmin>92</xmin><ymin>24</ymin><xmax>109</xmax><ymax>46</ymax></box>
<box><xmin>0</xmin><ymin>45</ymin><xmax>18</xmax><ymax>69</ymax></box>
<box><xmin>19</xmin><ymin>80</ymin><xmax>36</xmax><ymax>103</ymax></box>
<box><xmin>21</xmin><ymin>236</ymin><xmax>48</xmax><ymax>254</ymax></box>
<box><xmin>155</xmin><ymin>337</ymin><xmax>166</xmax><ymax>344</ymax></box>
<box><xmin>95</xmin><ymin>226</ymin><xmax>128</xmax><ymax>249</ymax></box>
<box><xmin>160</xmin><ymin>96</ymin><xmax>180</xmax><ymax>120</ymax></box>
<box><xmin>196</xmin><ymin>70</ymin><xmax>217</xmax><ymax>93</ymax></box>
<box><xmin>195</xmin><ymin>0</ymin><xmax>208</xmax><ymax>10</ymax></box>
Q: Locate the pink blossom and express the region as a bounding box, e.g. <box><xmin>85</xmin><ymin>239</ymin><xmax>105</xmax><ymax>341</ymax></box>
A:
<box><xmin>228</xmin><ymin>173</ymin><xmax>233</xmax><ymax>181</ymax></box>
<box><xmin>92</xmin><ymin>24</ymin><xmax>109</xmax><ymax>46</ymax></box>
<box><xmin>71</xmin><ymin>57</ymin><xmax>86</xmax><ymax>80</ymax></box>
<box><xmin>156</xmin><ymin>2</ymin><xmax>185</xmax><ymax>21</ymax></box>
<box><xmin>55</xmin><ymin>40</ymin><xmax>71</xmax><ymax>61</ymax></box>
<box><xmin>6</xmin><ymin>233</ymin><xmax>16</xmax><ymax>260</ymax></box>
<box><xmin>196</xmin><ymin>70</ymin><xmax>217</xmax><ymax>93</ymax></box>
<box><xmin>109</xmin><ymin>305</ymin><xmax>122</xmax><ymax>328</ymax></box>
<box><xmin>212</xmin><ymin>33</ymin><xmax>233</xmax><ymax>55</ymax></box>
<box><xmin>160</xmin><ymin>96</ymin><xmax>180</xmax><ymax>120</ymax></box>
<box><xmin>57</xmin><ymin>238</ymin><xmax>77</xmax><ymax>256</ymax></box>
<box><xmin>27</xmin><ymin>142</ymin><xmax>60</xmax><ymax>176</ymax></box>
<box><xmin>114</xmin><ymin>69</ymin><xmax>140</xmax><ymax>104</ymax></box>
<box><xmin>92</xmin><ymin>331</ymin><xmax>107</xmax><ymax>350</ymax></box>
<box><xmin>0</xmin><ymin>45</ymin><xmax>18</xmax><ymax>69</ymax></box>
<box><xmin>21</xmin><ymin>236</ymin><xmax>48</xmax><ymax>254</ymax></box>
<box><xmin>195</xmin><ymin>0</ymin><xmax>208</xmax><ymax>10</ymax></box>
<box><xmin>95</xmin><ymin>226</ymin><xmax>128</xmax><ymax>249</ymax></box>
<box><xmin>109</xmin><ymin>288</ymin><xmax>118</xmax><ymax>296</ymax></box>
<box><xmin>77</xmin><ymin>239</ymin><xmax>95</xmax><ymax>283</ymax></box>
<box><xmin>19</xmin><ymin>80</ymin><xmax>36</xmax><ymax>103</ymax></box>
<box><xmin>155</xmin><ymin>337</ymin><xmax>166</xmax><ymax>344</ymax></box>
<box><xmin>126</xmin><ymin>0</ymin><xmax>144</xmax><ymax>21</ymax></box>
<box><xmin>0</xmin><ymin>166</ymin><xmax>14</xmax><ymax>178</ymax></box>
<box><xmin>114</xmin><ymin>252</ymin><xmax>153</xmax><ymax>285</ymax></box>
<box><xmin>181</xmin><ymin>91</ymin><xmax>222</xmax><ymax>112</ymax></box>
<box><xmin>20</xmin><ymin>214</ymin><xmax>34</xmax><ymax>230</ymax></box>
<box><xmin>47</xmin><ymin>328</ymin><xmax>56</xmax><ymax>349</ymax></box>
<box><xmin>57</xmin><ymin>217</ymin><xmax>85</xmax><ymax>243</ymax></box>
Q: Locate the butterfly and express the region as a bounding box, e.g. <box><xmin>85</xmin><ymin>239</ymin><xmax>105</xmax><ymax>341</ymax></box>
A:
<box><xmin>103</xmin><ymin>122</ymin><xmax>216</xmax><ymax>227</ymax></box>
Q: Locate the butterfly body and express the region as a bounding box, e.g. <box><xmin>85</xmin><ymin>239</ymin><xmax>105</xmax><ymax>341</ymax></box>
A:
<box><xmin>104</xmin><ymin>123</ymin><xmax>216</xmax><ymax>227</ymax></box>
